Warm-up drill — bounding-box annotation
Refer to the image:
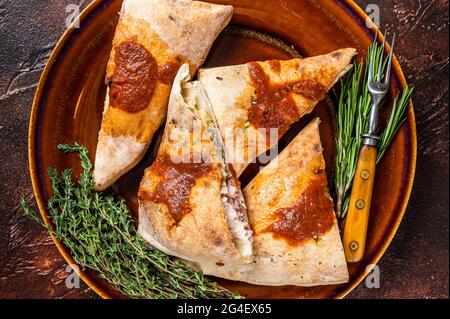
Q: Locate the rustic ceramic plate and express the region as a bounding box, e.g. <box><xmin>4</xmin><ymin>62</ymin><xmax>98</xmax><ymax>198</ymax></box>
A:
<box><xmin>29</xmin><ymin>0</ymin><xmax>416</xmax><ymax>299</ymax></box>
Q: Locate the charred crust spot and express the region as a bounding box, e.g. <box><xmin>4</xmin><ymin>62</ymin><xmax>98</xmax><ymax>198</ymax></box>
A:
<box><xmin>175</xmin><ymin>55</ymin><xmax>184</xmax><ymax>64</ymax></box>
<box><xmin>314</xmin><ymin>167</ymin><xmax>324</xmax><ymax>175</ymax></box>
<box><xmin>201</xmin><ymin>179</ymin><xmax>212</xmax><ymax>188</ymax></box>
<box><xmin>331</xmin><ymin>51</ymin><xmax>342</xmax><ymax>59</ymax></box>
<box><xmin>315</xmin><ymin>144</ymin><xmax>322</xmax><ymax>152</ymax></box>
<box><xmin>267</xmin><ymin>60</ymin><xmax>281</xmax><ymax>72</ymax></box>
<box><xmin>216</xmin><ymin>261</ymin><xmax>225</xmax><ymax>267</ymax></box>
<box><xmin>213</xmin><ymin>235</ymin><xmax>223</xmax><ymax>247</ymax></box>
<box><xmin>138</xmin><ymin>190</ymin><xmax>148</xmax><ymax>200</ymax></box>
<box><xmin>216</xmin><ymin>76</ymin><xmax>224</xmax><ymax>81</ymax></box>
<box><xmin>214</xmin><ymin>237</ymin><xmax>223</xmax><ymax>246</ymax></box>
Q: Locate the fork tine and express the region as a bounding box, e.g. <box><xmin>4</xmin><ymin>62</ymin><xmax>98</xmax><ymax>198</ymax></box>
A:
<box><xmin>377</xmin><ymin>33</ymin><xmax>387</xmax><ymax>82</ymax></box>
<box><xmin>384</xmin><ymin>33</ymin><xmax>395</xmax><ymax>85</ymax></box>
<box><xmin>372</xmin><ymin>29</ymin><xmax>378</xmax><ymax>47</ymax></box>
<box><xmin>368</xmin><ymin>29</ymin><xmax>378</xmax><ymax>82</ymax></box>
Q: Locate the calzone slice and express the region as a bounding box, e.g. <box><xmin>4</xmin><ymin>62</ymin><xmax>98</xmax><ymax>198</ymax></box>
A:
<box><xmin>200</xmin><ymin>118</ymin><xmax>349</xmax><ymax>286</ymax></box>
<box><xmin>198</xmin><ymin>48</ymin><xmax>356</xmax><ymax>176</ymax></box>
<box><xmin>94</xmin><ymin>0</ymin><xmax>233</xmax><ymax>190</ymax></box>
<box><xmin>138</xmin><ymin>65</ymin><xmax>253</xmax><ymax>270</ymax></box>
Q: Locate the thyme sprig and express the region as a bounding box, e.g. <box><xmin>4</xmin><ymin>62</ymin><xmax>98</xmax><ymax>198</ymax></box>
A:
<box><xmin>334</xmin><ymin>41</ymin><xmax>414</xmax><ymax>219</ymax></box>
<box><xmin>21</xmin><ymin>144</ymin><xmax>240</xmax><ymax>299</ymax></box>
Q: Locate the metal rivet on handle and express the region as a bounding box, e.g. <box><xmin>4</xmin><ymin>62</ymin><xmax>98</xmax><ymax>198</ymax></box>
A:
<box><xmin>356</xmin><ymin>199</ymin><xmax>366</xmax><ymax>209</ymax></box>
<box><xmin>361</xmin><ymin>169</ymin><xmax>370</xmax><ymax>180</ymax></box>
<box><xmin>350</xmin><ymin>241</ymin><xmax>359</xmax><ymax>251</ymax></box>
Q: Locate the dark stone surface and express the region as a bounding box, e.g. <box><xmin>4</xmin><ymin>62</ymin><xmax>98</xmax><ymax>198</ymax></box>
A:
<box><xmin>0</xmin><ymin>0</ymin><xmax>447</xmax><ymax>299</ymax></box>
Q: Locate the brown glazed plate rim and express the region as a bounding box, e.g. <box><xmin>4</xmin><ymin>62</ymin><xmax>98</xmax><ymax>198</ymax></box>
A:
<box><xmin>28</xmin><ymin>0</ymin><xmax>417</xmax><ymax>299</ymax></box>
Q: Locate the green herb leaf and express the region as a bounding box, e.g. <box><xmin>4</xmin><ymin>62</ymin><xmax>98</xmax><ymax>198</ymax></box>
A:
<box><xmin>334</xmin><ymin>41</ymin><xmax>413</xmax><ymax>219</ymax></box>
<box><xmin>377</xmin><ymin>86</ymin><xmax>414</xmax><ymax>162</ymax></box>
<box><xmin>21</xmin><ymin>144</ymin><xmax>241</xmax><ymax>299</ymax></box>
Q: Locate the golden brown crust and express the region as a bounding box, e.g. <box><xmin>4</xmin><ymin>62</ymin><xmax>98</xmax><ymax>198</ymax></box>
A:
<box><xmin>138</xmin><ymin>65</ymin><xmax>247</xmax><ymax>266</ymax></box>
<box><xmin>200</xmin><ymin>119</ymin><xmax>349</xmax><ymax>286</ymax></box>
<box><xmin>139</xmin><ymin>167</ymin><xmax>242</xmax><ymax>265</ymax></box>
<box><xmin>102</xmin><ymin>16</ymin><xmax>184</xmax><ymax>142</ymax></box>
<box><xmin>93</xmin><ymin>0</ymin><xmax>233</xmax><ymax>190</ymax></box>
<box><xmin>121</xmin><ymin>0</ymin><xmax>233</xmax><ymax>71</ymax></box>
<box><xmin>198</xmin><ymin>48</ymin><xmax>356</xmax><ymax>176</ymax></box>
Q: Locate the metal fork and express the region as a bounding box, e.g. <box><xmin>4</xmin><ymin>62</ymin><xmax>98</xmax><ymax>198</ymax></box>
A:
<box><xmin>363</xmin><ymin>31</ymin><xmax>395</xmax><ymax>147</ymax></box>
<box><xmin>343</xmin><ymin>31</ymin><xmax>395</xmax><ymax>263</ymax></box>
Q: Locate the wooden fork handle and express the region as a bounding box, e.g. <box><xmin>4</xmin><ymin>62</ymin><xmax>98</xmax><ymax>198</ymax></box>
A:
<box><xmin>343</xmin><ymin>144</ymin><xmax>378</xmax><ymax>263</ymax></box>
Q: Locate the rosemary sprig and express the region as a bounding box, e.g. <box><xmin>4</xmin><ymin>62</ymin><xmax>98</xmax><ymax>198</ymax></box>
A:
<box><xmin>377</xmin><ymin>87</ymin><xmax>414</xmax><ymax>162</ymax></box>
<box><xmin>21</xmin><ymin>144</ymin><xmax>240</xmax><ymax>299</ymax></box>
<box><xmin>334</xmin><ymin>41</ymin><xmax>414</xmax><ymax>219</ymax></box>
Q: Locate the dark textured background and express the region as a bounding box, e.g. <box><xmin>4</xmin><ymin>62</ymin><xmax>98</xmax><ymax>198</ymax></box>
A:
<box><xmin>0</xmin><ymin>0</ymin><xmax>448</xmax><ymax>299</ymax></box>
